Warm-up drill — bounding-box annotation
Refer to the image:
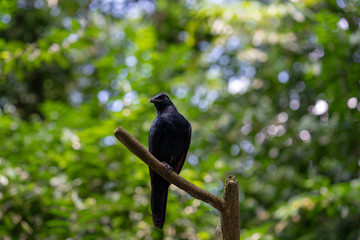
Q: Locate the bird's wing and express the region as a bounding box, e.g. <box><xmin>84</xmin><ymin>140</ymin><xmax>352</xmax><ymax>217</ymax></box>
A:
<box><xmin>173</xmin><ymin>123</ymin><xmax>192</xmax><ymax>174</ymax></box>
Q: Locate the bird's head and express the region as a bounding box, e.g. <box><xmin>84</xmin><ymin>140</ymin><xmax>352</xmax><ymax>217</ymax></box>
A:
<box><xmin>150</xmin><ymin>93</ymin><xmax>175</xmax><ymax>112</ymax></box>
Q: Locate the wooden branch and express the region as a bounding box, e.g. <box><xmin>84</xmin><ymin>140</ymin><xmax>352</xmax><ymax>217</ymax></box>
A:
<box><xmin>221</xmin><ymin>176</ymin><xmax>240</xmax><ymax>240</ymax></box>
<box><xmin>114</xmin><ymin>126</ymin><xmax>240</xmax><ymax>239</ymax></box>
<box><xmin>114</xmin><ymin>126</ymin><xmax>224</xmax><ymax>211</ymax></box>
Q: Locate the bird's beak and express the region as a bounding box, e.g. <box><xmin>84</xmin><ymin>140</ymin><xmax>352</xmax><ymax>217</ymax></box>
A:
<box><xmin>150</xmin><ymin>98</ymin><xmax>159</xmax><ymax>103</ymax></box>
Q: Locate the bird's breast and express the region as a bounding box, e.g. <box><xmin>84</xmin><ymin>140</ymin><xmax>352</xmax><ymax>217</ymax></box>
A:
<box><xmin>156</xmin><ymin>124</ymin><xmax>188</xmax><ymax>162</ymax></box>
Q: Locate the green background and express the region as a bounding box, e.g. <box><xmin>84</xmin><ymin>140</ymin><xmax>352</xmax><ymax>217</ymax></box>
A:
<box><xmin>0</xmin><ymin>0</ymin><xmax>360</xmax><ymax>239</ymax></box>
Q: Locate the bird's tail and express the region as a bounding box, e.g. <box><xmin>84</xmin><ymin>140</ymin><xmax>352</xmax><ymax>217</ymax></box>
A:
<box><xmin>151</xmin><ymin>173</ymin><xmax>169</xmax><ymax>229</ymax></box>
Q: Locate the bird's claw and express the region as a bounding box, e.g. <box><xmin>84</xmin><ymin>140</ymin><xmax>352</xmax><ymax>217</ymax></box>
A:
<box><xmin>162</xmin><ymin>161</ymin><xmax>173</xmax><ymax>174</ymax></box>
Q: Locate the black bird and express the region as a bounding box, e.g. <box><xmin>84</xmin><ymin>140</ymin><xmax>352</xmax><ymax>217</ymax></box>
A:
<box><xmin>148</xmin><ymin>93</ymin><xmax>192</xmax><ymax>229</ymax></box>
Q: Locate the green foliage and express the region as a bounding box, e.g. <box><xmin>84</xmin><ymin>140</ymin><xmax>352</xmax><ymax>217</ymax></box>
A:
<box><xmin>1</xmin><ymin>0</ymin><xmax>360</xmax><ymax>239</ymax></box>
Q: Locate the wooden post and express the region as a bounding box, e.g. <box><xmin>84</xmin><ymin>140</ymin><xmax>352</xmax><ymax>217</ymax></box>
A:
<box><xmin>221</xmin><ymin>176</ymin><xmax>240</xmax><ymax>240</ymax></box>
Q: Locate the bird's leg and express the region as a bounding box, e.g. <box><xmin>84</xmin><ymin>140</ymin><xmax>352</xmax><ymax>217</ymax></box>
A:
<box><xmin>169</xmin><ymin>156</ymin><xmax>176</xmax><ymax>165</ymax></box>
<box><xmin>162</xmin><ymin>161</ymin><xmax>173</xmax><ymax>174</ymax></box>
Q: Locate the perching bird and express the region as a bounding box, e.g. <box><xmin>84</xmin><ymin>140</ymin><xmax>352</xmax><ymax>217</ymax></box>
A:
<box><xmin>148</xmin><ymin>93</ymin><xmax>192</xmax><ymax>229</ymax></box>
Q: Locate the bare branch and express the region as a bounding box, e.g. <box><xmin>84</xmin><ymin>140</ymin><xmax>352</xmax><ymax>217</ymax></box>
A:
<box><xmin>221</xmin><ymin>176</ymin><xmax>240</xmax><ymax>240</ymax></box>
<box><xmin>114</xmin><ymin>126</ymin><xmax>224</xmax><ymax>211</ymax></box>
<box><xmin>114</xmin><ymin>126</ymin><xmax>240</xmax><ymax>239</ymax></box>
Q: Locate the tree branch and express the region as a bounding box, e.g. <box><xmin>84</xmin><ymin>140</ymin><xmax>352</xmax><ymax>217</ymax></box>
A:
<box><xmin>221</xmin><ymin>176</ymin><xmax>240</xmax><ymax>240</ymax></box>
<box><xmin>114</xmin><ymin>126</ymin><xmax>224</xmax><ymax>211</ymax></box>
<box><xmin>114</xmin><ymin>126</ymin><xmax>240</xmax><ymax>239</ymax></box>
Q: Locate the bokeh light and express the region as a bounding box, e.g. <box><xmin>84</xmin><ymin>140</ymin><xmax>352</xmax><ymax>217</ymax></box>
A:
<box><xmin>347</xmin><ymin>97</ymin><xmax>358</xmax><ymax>109</ymax></box>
